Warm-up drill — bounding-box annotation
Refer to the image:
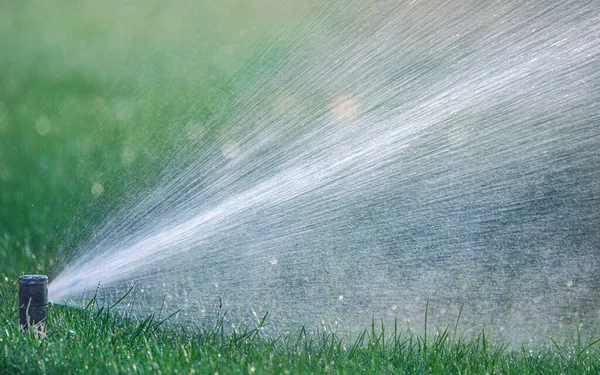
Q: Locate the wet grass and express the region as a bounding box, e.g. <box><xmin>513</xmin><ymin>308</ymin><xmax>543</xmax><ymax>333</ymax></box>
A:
<box><xmin>1</xmin><ymin>278</ymin><xmax>600</xmax><ymax>374</ymax></box>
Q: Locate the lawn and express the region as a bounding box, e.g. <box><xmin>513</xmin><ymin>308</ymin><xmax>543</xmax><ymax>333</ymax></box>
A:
<box><xmin>1</xmin><ymin>282</ymin><xmax>600</xmax><ymax>374</ymax></box>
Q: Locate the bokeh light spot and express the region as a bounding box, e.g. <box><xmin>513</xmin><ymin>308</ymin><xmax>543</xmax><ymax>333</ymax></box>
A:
<box><xmin>35</xmin><ymin>116</ymin><xmax>52</xmax><ymax>135</ymax></box>
<box><xmin>331</xmin><ymin>95</ymin><xmax>358</xmax><ymax>121</ymax></box>
<box><xmin>121</xmin><ymin>147</ymin><xmax>136</xmax><ymax>166</ymax></box>
<box><xmin>91</xmin><ymin>182</ymin><xmax>105</xmax><ymax>197</ymax></box>
<box><xmin>221</xmin><ymin>141</ymin><xmax>241</xmax><ymax>160</ymax></box>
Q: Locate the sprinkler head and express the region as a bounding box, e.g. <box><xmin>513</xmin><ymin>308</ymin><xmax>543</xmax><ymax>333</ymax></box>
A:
<box><xmin>19</xmin><ymin>275</ymin><xmax>48</xmax><ymax>333</ymax></box>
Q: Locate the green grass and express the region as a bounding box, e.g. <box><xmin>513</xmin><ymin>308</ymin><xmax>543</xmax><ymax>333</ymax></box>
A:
<box><xmin>1</xmin><ymin>279</ymin><xmax>600</xmax><ymax>374</ymax></box>
<box><xmin>2</xmin><ymin>2</ymin><xmax>600</xmax><ymax>374</ymax></box>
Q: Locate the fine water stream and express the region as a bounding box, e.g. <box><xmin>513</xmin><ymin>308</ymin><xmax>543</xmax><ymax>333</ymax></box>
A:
<box><xmin>48</xmin><ymin>1</ymin><xmax>600</xmax><ymax>343</ymax></box>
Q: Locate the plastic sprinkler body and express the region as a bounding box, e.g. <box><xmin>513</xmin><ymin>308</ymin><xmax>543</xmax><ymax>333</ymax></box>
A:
<box><xmin>19</xmin><ymin>275</ymin><xmax>48</xmax><ymax>333</ymax></box>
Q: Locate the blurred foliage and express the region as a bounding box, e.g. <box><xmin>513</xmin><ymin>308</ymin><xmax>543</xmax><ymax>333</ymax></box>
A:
<box><xmin>0</xmin><ymin>0</ymin><xmax>304</xmax><ymax>276</ymax></box>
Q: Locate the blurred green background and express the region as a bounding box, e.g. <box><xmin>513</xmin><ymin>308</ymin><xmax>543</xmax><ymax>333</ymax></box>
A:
<box><xmin>0</xmin><ymin>0</ymin><xmax>308</xmax><ymax>276</ymax></box>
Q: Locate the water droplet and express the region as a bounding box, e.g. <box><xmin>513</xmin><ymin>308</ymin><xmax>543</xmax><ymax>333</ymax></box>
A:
<box><xmin>35</xmin><ymin>116</ymin><xmax>51</xmax><ymax>136</ymax></box>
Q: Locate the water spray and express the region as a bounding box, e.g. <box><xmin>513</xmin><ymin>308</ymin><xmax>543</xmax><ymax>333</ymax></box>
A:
<box><xmin>19</xmin><ymin>275</ymin><xmax>48</xmax><ymax>333</ymax></box>
<box><xmin>47</xmin><ymin>1</ymin><xmax>600</xmax><ymax>343</ymax></box>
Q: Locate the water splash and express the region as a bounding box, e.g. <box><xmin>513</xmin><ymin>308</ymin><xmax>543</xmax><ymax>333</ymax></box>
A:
<box><xmin>50</xmin><ymin>1</ymin><xmax>600</xmax><ymax>343</ymax></box>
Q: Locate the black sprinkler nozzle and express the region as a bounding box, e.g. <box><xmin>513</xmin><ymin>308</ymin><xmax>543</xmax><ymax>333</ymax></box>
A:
<box><xmin>19</xmin><ymin>275</ymin><xmax>48</xmax><ymax>333</ymax></box>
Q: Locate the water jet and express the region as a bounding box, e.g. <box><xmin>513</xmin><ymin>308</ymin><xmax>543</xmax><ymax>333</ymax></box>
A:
<box><xmin>19</xmin><ymin>275</ymin><xmax>48</xmax><ymax>333</ymax></box>
<box><xmin>46</xmin><ymin>0</ymin><xmax>600</xmax><ymax>343</ymax></box>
